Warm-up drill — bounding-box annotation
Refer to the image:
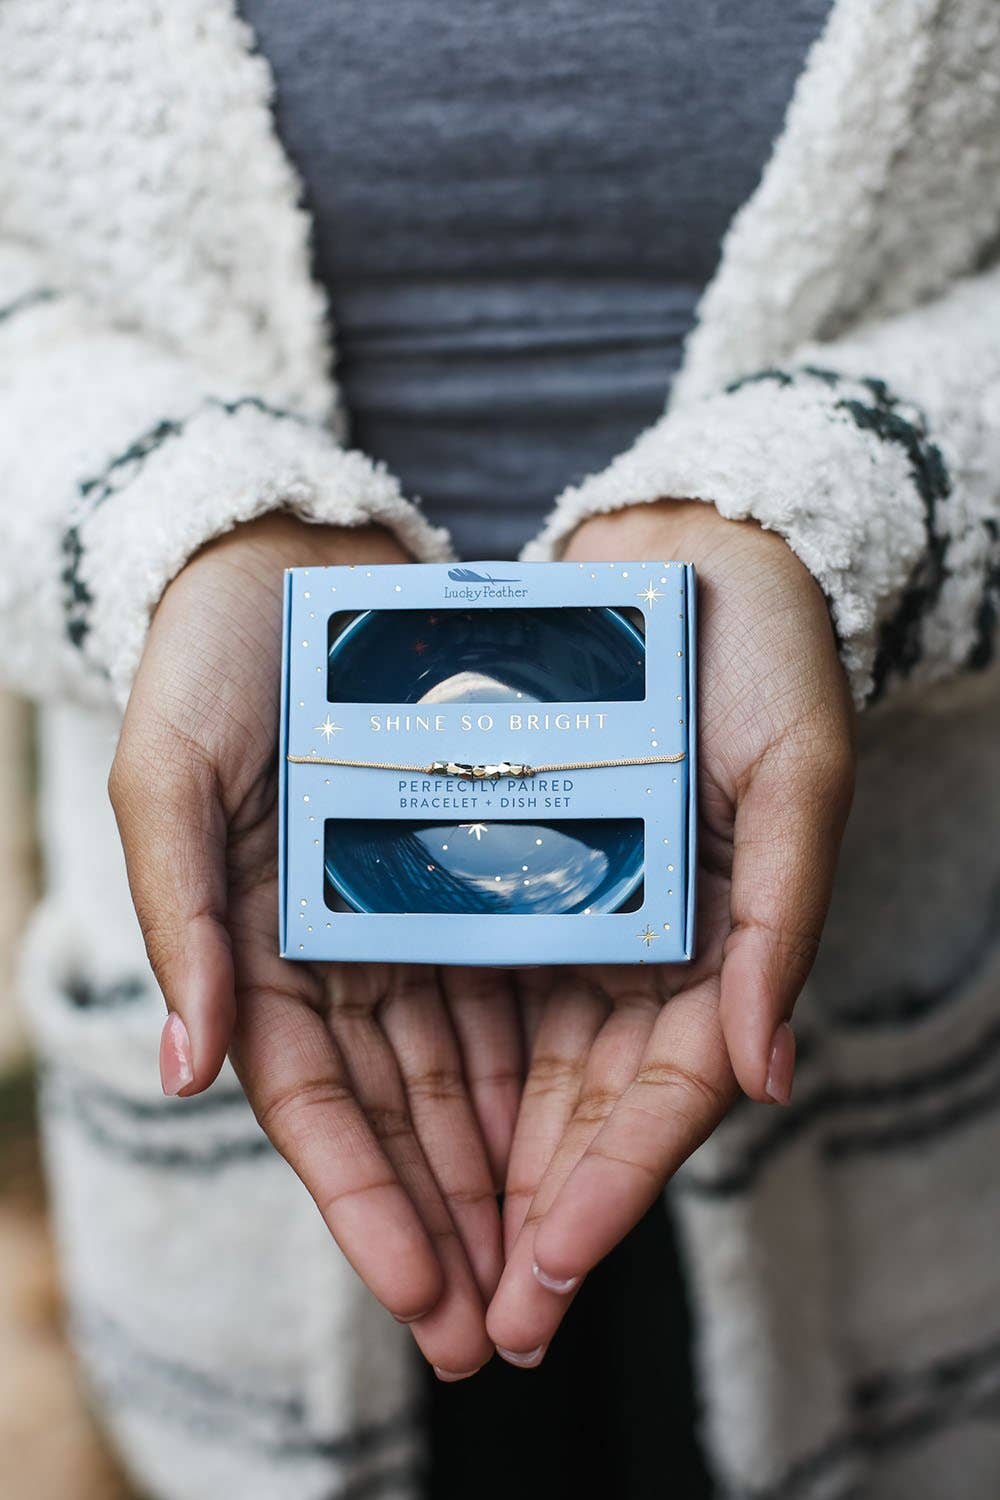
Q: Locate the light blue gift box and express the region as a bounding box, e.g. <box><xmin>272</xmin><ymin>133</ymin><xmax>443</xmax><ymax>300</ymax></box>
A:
<box><xmin>279</xmin><ymin>560</ymin><xmax>696</xmax><ymax>966</ymax></box>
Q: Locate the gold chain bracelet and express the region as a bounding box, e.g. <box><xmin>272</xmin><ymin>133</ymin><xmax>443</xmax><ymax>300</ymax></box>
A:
<box><xmin>287</xmin><ymin>752</ymin><xmax>685</xmax><ymax>779</ymax></box>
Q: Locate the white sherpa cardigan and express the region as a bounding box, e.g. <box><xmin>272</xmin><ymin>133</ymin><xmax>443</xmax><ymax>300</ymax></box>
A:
<box><xmin>2</xmin><ymin>2</ymin><xmax>1000</xmax><ymax>1498</ymax></box>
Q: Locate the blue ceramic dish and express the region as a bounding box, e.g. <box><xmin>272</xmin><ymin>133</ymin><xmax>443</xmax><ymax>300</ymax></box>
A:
<box><xmin>324</xmin><ymin>605</ymin><xmax>645</xmax><ymax>916</ymax></box>
<box><xmin>327</xmin><ymin>605</ymin><xmax>645</xmax><ymax>703</ymax></box>
<box><xmin>325</xmin><ymin>818</ymin><xmax>643</xmax><ymax>916</ymax></box>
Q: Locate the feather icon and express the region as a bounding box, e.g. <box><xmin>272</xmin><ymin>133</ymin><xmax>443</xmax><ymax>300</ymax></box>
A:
<box><xmin>447</xmin><ymin>567</ymin><xmax>520</xmax><ymax>583</ymax></box>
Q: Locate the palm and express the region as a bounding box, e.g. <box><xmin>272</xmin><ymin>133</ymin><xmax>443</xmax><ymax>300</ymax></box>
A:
<box><xmin>487</xmin><ymin>500</ymin><xmax>855</xmax><ymax>1361</ymax></box>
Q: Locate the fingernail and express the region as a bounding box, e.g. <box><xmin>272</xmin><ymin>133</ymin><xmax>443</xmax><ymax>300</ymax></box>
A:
<box><xmin>532</xmin><ymin>1261</ymin><xmax>579</xmax><ymax>1295</ymax></box>
<box><xmin>159</xmin><ymin>1013</ymin><xmax>194</xmax><ymax>1096</ymax></box>
<box><xmin>496</xmin><ymin>1345</ymin><xmax>545</xmax><ymax>1369</ymax></box>
<box><xmin>433</xmin><ymin>1365</ymin><xmax>484</xmax><ymax>1383</ymax></box>
<box><xmin>765</xmin><ymin>1021</ymin><xmax>795</xmax><ymax>1106</ymax></box>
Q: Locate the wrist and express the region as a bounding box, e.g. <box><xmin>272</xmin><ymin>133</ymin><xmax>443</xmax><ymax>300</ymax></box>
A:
<box><xmin>196</xmin><ymin>512</ymin><xmax>412</xmax><ymax>571</ymax></box>
<box><xmin>563</xmin><ymin>497</ymin><xmax>786</xmax><ymax>569</ymax></box>
<box><xmin>164</xmin><ymin>513</ymin><xmax>411</xmax><ymax>610</ymax></box>
<box><xmin>563</xmin><ymin>498</ymin><xmax>834</xmax><ymax>650</ymax></box>
<box><xmin>153</xmin><ymin>514</ymin><xmax>412</xmax><ymax>665</ymax></box>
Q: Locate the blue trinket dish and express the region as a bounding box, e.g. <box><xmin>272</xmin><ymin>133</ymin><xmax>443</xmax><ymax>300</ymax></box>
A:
<box><xmin>325</xmin><ymin>817</ymin><xmax>645</xmax><ymax>916</ymax></box>
<box><xmin>279</xmin><ymin>560</ymin><xmax>697</xmax><ymax>966</ymax></box>
<box><xmin>326</xmin><ymin>604</ymin><xmax>645</xmax><ymax>705</ymax></box>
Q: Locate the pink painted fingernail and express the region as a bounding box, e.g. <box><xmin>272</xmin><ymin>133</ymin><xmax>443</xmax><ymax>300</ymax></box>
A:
<box><xmin>159</xmin><ymin>1013</ymin><xmax>194</xmax><ymax>1097</ymax></box>
<box><xmin>765</xmin><ymin>1021</ymin><xmax>795</xmax><ymax>1106</ymax></box>
<box><xmin>496</xmin><ymin>1345</ymin><xmax>546</xmax><ymax>1369</ymax></box>
<box><xmin>532</xmin><ymin>1261</ymin><xmax>579</xmax><ymax>1294</ymax></box>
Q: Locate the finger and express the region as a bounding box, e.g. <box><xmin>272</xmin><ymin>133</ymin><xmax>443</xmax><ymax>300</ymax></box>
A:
<box><xmin>325</xmin><ymin>968</ymin><xmax>494</xmax><ymax>1379</ymax></box>
<box><xmin>228</xmin><ymin>970</ymin><xmax>444</xmax><ymax>1326</ymax></box>
<box><xmin>486</xmin><ymin>980</ymin><xmax>661</xmax><ymax>1362</ymax></box>
<box><xmin>720</xmin><ymin>723</ymin><xmax>854</xmax><ymax>1103</ymax></box>
<box><xmin>379</xmin><ymin>968</ymin><xmax>504</xmax><ymax>1301</ymax></box>
<box><xmin>502</xmin><ymin>972</ymin><xmax>608</xmax><ymax>1254</ymax></box>
<box><xmin>438</xmin><ymin>966</ymin><xmax>523</xmax><ymax>1189</ymax></box>
<box><xmin>528</xmin><ymin>977</ymin><xmax>735</xmax><ymax>1292</ymax></box>
<box><xmin>109</xmin><ymin>729</ymin><xmax>234</xmax><ymax>1096</ymax></box>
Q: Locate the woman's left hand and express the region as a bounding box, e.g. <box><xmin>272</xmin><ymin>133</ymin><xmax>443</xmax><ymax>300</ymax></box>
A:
<box><xmin>487</xmin><ymin>498</ymin><xmax>856</xmax><ymax>1366</ymax></box>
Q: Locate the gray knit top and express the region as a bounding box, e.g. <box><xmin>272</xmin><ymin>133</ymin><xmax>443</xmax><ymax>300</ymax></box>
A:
<box><xmin>242</xmin><ymin>0</ymin><xmax>830</xmax><ymax>553</ymax></box>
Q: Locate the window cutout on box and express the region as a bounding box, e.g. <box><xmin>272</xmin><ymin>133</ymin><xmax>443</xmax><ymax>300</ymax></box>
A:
<box><xmin>324</xmin><ymin>819</ymin><xmax>645</xmax><ymax>915</ymax></box>
<box><xmin>327</xmin><ymin>607</ymin><xmax>645</xmax><ymax>704</ymax></box>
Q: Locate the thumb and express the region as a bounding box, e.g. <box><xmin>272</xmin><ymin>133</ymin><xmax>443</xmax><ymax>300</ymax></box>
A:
<box><xmin>109</xmin><ymin>733</ymin><xmax>235</xmax><ymax>1096</ymax></box>
<box><xmin>719</xmin><ymin>722</ymin><xmax>854</xmax><ymax>1104</ymax></box>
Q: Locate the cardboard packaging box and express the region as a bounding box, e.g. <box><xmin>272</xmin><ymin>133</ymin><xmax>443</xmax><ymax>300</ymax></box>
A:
<box><xmin>279</xmin><ymin>560</ymin><xmax>696</xmax><ymax>965</ymax></box>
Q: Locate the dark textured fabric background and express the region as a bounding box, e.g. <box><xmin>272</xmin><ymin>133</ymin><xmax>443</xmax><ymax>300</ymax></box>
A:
<box><xmin>243</xmin><ymin>0</ymin><xmax>830</xmax><ymax>556</ymax></box>
<box><xmin>240</xmin><ymin>4</ymin><xmax>830</xmax><ymax>1492</ymax></box>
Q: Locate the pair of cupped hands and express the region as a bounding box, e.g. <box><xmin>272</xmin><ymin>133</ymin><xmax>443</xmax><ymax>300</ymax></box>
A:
<box><xmin>109</xmin><ymin>498</ymin><xmax>855</xmax><ymax>1381</ymax></box>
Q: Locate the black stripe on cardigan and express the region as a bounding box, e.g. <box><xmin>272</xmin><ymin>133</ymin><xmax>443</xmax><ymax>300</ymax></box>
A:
<box><xmin>42</xmin><ymin>1068</ymin><xmax>268</xmax><ymax>1172</ymax></box>
<box><xmin>679</xmin><ymin>1010</ymin><xmax>1000</xmax><ymax>1200</ymax></box>
<box><xmin>51</xmin><ymin>1105</ymin><xmax>273</xmax><ymax>1171</ymax></box>
<box><xmin>62</xmin><ymin>395</ymin><xmax>310</xmax><ymax>650</ymax></box>
<box><xmin>739</xmin><ymin>1331</ymin><xmax>1000</xmax><ymax>1500</ymax></box>
<box><xmin>62</xmin><ymin>974</ymin><xmax>148</xmax><ymax>1010</ymax></box>
<box><xmin>828</xmin><ymin>1069</ymin><xmax>1000</xmax><ymax>1163</ymax></box>
<box><xmin>826</xmin><ymin>879</ymin><xmax>1000</xmax><ymax>1029</ymax></box>
<box><xmin>0</xmin><ymin>287</ymin><xmax>60</xmax><ymax>324</ymax></box>
<box><xmin>75</xmin><ymin>1303</ymin><xmax>421</xmax><ymax>1463</ymax></box>
<box><xmin>44</xmin><ymin>1063</ymin><xmax>248</xmax><ymax>1118</ymax></box>
<box><xmin>724</xmin><ymin>366</ymin><xmax>954</xmax><ymax>702</ymax></box>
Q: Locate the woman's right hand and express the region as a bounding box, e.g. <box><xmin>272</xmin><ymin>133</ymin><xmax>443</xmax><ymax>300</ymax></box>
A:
<box><xmin>488</xmin><ymin>498</ymin><xmax>857</xmax><ymax>1366</ymax></box>
<box><xmin>109</xmin><ymin>513</ymin><xmax>522</xmax><ymax>1380</ymax></box>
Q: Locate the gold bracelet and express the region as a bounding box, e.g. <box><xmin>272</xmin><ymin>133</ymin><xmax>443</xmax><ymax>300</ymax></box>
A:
<box><xmin>286</xmin><ymin>753</ymin><xmax>685</xmax><ymax>779</ymax></box>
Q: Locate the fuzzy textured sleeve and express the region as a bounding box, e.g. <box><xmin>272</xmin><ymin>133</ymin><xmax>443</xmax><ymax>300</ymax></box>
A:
<box><xmin>0</xmin><ymin>243</ymin><xmax>452</xmax><ymax>710</ymax></box>
<box><xmin>523</xmin><ymin>268</ymin><xmax>1000</xmax><ymax>709</ymax></box>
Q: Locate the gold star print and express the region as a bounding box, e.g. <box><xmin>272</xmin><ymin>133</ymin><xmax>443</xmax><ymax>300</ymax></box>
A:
<box><xmin>637</xmin><ymin>924</ymin><xmax>659</xmax><ymax>947</ymax></box>
<box><xmin>315</xmin><ymin>716</ymin><xmax>342</xmax><ymax>742</ymax></box>
<box><xmin>637</xmin><ymin>584</ymin><xmax>663</xmax><ymax>608</ymax></box>
<box><xmin>461</xmin><ymin>823</ymin><xmax>489</xmax><ymax>840</ymax></box>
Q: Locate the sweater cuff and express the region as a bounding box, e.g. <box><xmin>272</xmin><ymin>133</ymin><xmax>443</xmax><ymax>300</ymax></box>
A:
<box><xmin>522</xmin><ymin>367</ymin><xmax>953</xmax><ymax>708</ymax></box>
<box><xmin>68</xmin><ymin>396</ymin><xmax>453</xmax><ymax>706</ymax></box>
